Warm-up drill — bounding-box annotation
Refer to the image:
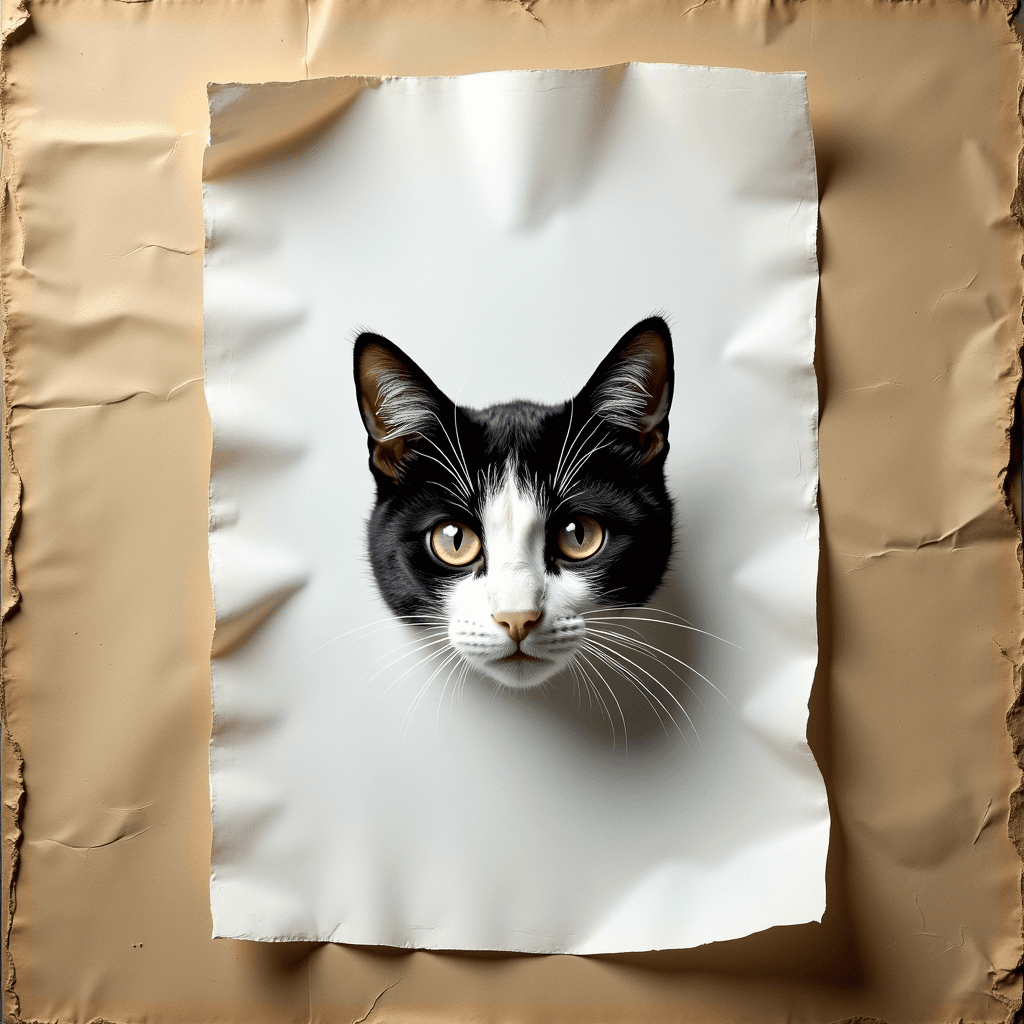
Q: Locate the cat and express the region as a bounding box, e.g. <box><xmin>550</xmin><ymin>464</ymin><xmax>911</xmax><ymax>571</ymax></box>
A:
<box><xmin>352</xmin><ymin>316</ymin><xmax>675</xmax><ymax>691</ymax></box>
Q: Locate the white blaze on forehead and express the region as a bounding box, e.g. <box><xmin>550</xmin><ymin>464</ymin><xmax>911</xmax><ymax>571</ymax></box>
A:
<box><xmin>480</xmin><ymin>467</ymin><xmax>546</xmax><ymax>613</ymax></box>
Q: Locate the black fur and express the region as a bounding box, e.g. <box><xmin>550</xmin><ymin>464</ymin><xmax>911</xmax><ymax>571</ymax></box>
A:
<box><xmin>353</xmin><ymin>317</ymin><xmax>675</xmax><ymax>618</ymax></box>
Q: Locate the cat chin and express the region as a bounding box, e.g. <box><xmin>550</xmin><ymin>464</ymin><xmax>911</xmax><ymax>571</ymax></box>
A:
<box><xmin>468</xmin><ymin>653</ymin><xmax>567</xmax><ymax>691</ymax></box>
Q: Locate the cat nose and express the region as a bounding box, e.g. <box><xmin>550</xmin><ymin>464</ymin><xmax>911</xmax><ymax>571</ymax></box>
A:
<box><xmin>492</xmin><ymin>610</ymin><xmax>542</xmax><ymax>643</ymax></box>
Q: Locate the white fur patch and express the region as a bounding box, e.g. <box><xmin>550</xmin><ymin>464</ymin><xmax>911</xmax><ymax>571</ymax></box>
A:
<box><xmin>445</xmin><ymin>465</ymin><xmax>593</xmax><ymax>689</ymax></box>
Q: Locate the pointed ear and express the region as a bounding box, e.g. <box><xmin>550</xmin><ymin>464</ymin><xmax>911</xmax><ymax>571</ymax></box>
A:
<box><xmin>580</xmin><ymin>317</ymin><xmax>674</xmax><ymax>465</ymax></box>
<box><xmin>353</xmin><ymin>333</ymin><xmax>446</xmax><ymax>480</ymax></box>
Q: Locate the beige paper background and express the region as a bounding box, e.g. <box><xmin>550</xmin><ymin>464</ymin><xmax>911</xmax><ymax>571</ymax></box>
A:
<box><xmin>1</xmin><ymin>0</ymin><xmax>1022</xmax><ymax>1022</ymax></box>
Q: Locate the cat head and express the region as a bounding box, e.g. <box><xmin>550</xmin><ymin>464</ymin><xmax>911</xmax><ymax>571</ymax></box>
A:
<box><xmin>353</xmin><ymin>317</ymin><xmax>675</xmax><ymax>690</ymax></box>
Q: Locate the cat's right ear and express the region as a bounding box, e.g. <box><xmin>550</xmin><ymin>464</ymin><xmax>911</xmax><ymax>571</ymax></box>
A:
<box><xmin>353</xmin><ymin>333</ymin><xmax>444</xmax><ymax>481</ymax></box>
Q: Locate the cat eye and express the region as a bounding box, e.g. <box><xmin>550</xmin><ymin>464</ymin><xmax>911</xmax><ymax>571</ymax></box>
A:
<box><xmin>556</xmin><ymin>516</ymin><xmax>604</xmax><ymax>560</ymax></box>
<box><xmin>430</xmin><ymin>521</ymin><xmax>482</xmax><ymax>567</ymax></box>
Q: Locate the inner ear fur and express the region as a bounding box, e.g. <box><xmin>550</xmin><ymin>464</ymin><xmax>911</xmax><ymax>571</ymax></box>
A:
<box><xmin>354</xmin><ymin>335</ymin><xmax>431</xmax><ymax>481</ymax></box>
<box><xmin>588</xmin><ymin>317</ymin><xmax>674</xmax><ymax>465</ymax></box>
<box><xmin>625</xmin><ymin>329</ymin><xmax>671</xmax><ymax>465</ymax></box>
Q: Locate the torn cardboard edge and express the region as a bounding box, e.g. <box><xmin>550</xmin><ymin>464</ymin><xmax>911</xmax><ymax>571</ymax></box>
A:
<box><xmin>0</xmin><ymin>0</ymin><xmax>31</xmax><ymax>1016</ymax></box>
<box><xmin>0</xmin><ymin>0</ymin><xmax>1022</xmax><ymax>1018</ymax></box>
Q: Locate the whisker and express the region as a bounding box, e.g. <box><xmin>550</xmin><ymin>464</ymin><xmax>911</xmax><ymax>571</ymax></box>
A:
<box><xmin>583</xmin><ymin>604</ymin><xmax>698</xmax><ymax>626</ymax></box>
<box><xmin>432</xmin><ymin>480</ymin><xmax>475</xmax><ymax>515</ymax></box>
<box><xmin>583</xmin><ymin>637</ymin><xmax>702</xmax><ymax>753</ymax></box>
<box><xmin>435</xmin><ymin>652</ymin><xmax>466</xmax><ymax>744</ymax></box>
<box><xmin>450</xmin><ymin>659</ymin><xmax>471</xmax><ymax>723</ymax></box>
<box><xmin>565</xmin><ymin>656</ymin><xmax>587</xmax><ymax>710</ymax></box>
<box><xmin>414</xmin><ymin>447</ymin><xmax>473</xmax><ymax>501</ymax></box>
<box><xmin>576</xmin><ymin>649</ymin><xmax>628</xmax><ymax>752</ymax></box>
<box><xmin>546</xmin><ymin>360</ymin><xmax>576</xmax><ymax>496</ymax></box>
<box><xmin>580</xmin><ymin>640</ymin><xmax>671</xmax><ymax>744</ymax></box>
<box><xmin>359</xmin><ymin>627</ymin><xmax>450</xmax><ymax>675</ymax></box>
<box><xmin>293</xmin><ymin>616</ymin><xmax>447</xmax><ymax>664</ymax></box>
<box><xmin>585</xmin><ymin>627</ymin><xmax>710</xmax><ymax>713</ymax></box>
<box><xmin>401</xmin><ymin>648</ymin><xmax>462</xmax><ymax>744</ymax></box>
<box><xmin>425</xmin><ymin>410</ymin><xmax>475</xmax><ymax>498</ymax></box>
<box><xmin>559</xmin><ymin>436</ymin><xmax>615</xmax><ymax>494</ymax></box>
<box><xmin>585</xmin><ymin>625</ymin><xmax>736</xmax><ymax>711</ymax></box>
<box><xmin>577</xmin><ymin>654</ymin><xmax>615</xmax><ymax>731</ymax></box>
<box><xmin>582</xmin><ymin>612</ymin><xmax>746</xmax><ymax>652</ymax></box>
<box><xmin>555</xmin><ymin>415</ymin><xmax>608</xmax><ymax>489</ymax></box>
<box><xmin>373</xmin><ymin>640</ymin><xmax>452</xmax><ymax>708</ymax></box>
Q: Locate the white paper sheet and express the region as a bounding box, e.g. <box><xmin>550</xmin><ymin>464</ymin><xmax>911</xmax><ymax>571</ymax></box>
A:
<box><xmin>203</xmin><ymin>64</ymin><xmax>827</xmax><ymax>954</ymax></box>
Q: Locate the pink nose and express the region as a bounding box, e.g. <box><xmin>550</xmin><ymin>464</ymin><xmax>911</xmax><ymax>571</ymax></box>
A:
<box><xmin>492</xmin><ymin>610</ymin><xmax>542</xmax><ymax>644</ymax></box>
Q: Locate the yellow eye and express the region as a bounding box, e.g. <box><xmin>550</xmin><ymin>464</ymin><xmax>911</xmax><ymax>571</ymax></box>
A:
<box><xmin>430</xmin><ymin>521</ymin><xmax>482</xmax><ymax>567</ymax></box>
<box><xmin>557</xmin><ymin>516</ymin><xmax>603</xmax><ymax>560</ymax></box>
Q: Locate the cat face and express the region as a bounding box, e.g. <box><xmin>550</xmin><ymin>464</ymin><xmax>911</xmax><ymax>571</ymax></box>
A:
<box><xmin>353</xmin><ymin>318</ymin><xmax>675</xmax><ymax>690</ymax></box>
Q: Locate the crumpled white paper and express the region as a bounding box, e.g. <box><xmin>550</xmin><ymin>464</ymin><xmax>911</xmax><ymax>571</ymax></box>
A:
<box><xmin>203</xmin><ymin>63</ymin><xmax>827</xmax><ymax>954</ymax></box>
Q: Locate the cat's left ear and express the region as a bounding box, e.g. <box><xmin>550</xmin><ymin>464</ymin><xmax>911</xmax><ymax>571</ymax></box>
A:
<box><xmin>353</xmin><ymin>333</ymin><xmax>449</xmax><ymax>481</ymax></box>
<box><xmin>580</xmin><ymin>316</ymin><xmax>674</xmax><ymax>465</ymax></box>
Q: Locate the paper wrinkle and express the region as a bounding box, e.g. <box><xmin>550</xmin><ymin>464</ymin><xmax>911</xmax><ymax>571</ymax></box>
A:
<box><xmin>204</xmin><ymin>64</ymin><xmax>826</xmax><ymax>955</ymax></box>
<box><xmin>839</xmin><ymin>503</ymin><xmax>1011</xmax><ymax>568</ymax></box>
<box><xmin>31</xmin><ymin>801</ymin><xmax>160</xmax><ymax>856</ymax></box>
<box><xmin>458</xmin><ymin>67</ymin><xmax>625</xmax><ymax>230</ymax></box>
<box><xmin>498</xmin><ymin>0</ymin><xmax>542</xmax><ymax>24</ymax></box>
<box><xmin>204</xmin><ymin>178</ymin><xmax>313</xmax><ymax>659</ymax></box>
<box><xmin>12</xmin><ymin>377</ymin><xmax>203</xmax><ymax>412</ymax></box>
<box><xmin>208</xmin><ymin>529</ymin><xmax>310</xmax><ymax>659</ymax></box>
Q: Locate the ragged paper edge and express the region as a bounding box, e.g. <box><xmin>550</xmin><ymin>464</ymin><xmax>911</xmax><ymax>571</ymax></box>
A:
<box><xmin>999</xmin><ymin>15</ymin><xmax>1024</xmax><ymax>1021</ymax></box>
<box><xmin>0</xmin><ymin>0</ymin><xmax>31</xmax><ymax>1015</ymax></box>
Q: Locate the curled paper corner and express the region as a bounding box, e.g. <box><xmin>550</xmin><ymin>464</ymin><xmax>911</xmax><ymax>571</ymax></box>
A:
<box><xmin>1</xmin><ymin>0</ymin><xmax>30</xmax><ymax>48</ymax></box>
<box><xmin>209</xmin><ymin>531</ymin><xmax>310</xmax><ymax>659</ymax></box>
<box><xmin>203</xmin><ymin>77</ymin><xmax>376</xmax><ymax>182</ymax></box>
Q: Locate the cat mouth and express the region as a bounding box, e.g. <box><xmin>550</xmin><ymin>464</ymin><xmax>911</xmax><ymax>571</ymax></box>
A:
<box><xmin>495</xmin><ymin>651</ymin><xmax>548</xmax><ymax>665</ymax></box>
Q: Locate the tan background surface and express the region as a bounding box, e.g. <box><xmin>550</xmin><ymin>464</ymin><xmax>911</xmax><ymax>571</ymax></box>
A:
<box><xmin>1</xmin><ymin>0</ymin><xmax>1022</xmax><ymax>1021</ymax></box>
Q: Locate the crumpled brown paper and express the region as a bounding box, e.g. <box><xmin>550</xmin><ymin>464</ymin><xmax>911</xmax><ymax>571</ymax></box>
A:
<box><xmin>1</xmin><ymin>0</ymin><xmax>1022</xmax><ymax>1021</ymax></box>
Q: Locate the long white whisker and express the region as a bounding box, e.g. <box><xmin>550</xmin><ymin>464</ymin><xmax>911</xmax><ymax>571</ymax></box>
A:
<box><xmin>553</xmin><ymin>410</ymin><xmax>602</xmax><ymax>492</ymax></box>
<box><xmin>401</xmin><ymin>648</ymin><xmax>462</xmax><ymax>744</ymax></box>
<box><xmin>585</xmin><ymin>625</ymin><xmax>736</xmax><ymax>711</ymax></box>
<box><xmin>576</xmin><ymin>649</ymin><xmax>628</xmax><ymax>753</ymax></box>
<box><xmin>559</xmin><ymin>436</ymin><xmax>615</xmax><ymax>494</ymax></box>
<box><xmin>565</xmin><ymin>655</ymin><xmax>586</xmax><ymax>709</ymax></box>
<box><xmin>414</xmin><ymin>447</ymin><xmax>474</xmax><ymax>501</ymax></box>
<box><xmin>551</xmin><ymin>396</ymin><xmax>577</xmax><ymax>494</ymax></box>
<box><xmin>556</xmin><ymin>416</ymin><xmax>608</xmax><ymax>490</ymax></box>
<box><xmin>450</xmin><ymin>659</ymin><xmax>471</xmax><ymax>722</ymax></box>
<box><xmin>445</xmin><ymin>393</ymin><xmax>477</xmax><ymax>502</ymax></box>
<box><xmin>582</xmin><ymin>612</ymin><xmax>746</xmax><ymax>652</ymax></box>
<box><xmin>431</xmin><ymin>478</ymin><xmax>473</xmax><ymax>506</ymax></box>
<box><xmin>586</xmin><ymin>627</ymin><xmax>710</xmax><ymax>712</ymax></box>
<box><xmin>425</xmin><ymin>410</ymin><xmax>474</xmax><ymax>498</ymax></box>
<box><xmin>580</xmin><ymin>640</ymin><xmax>672</xmax><ymax>743</ymax></box>
<box><xmin>548</xmin><ymin>487</ymin><xmax>585</xmax><ymax>516</ymax></box>
<box><xmin>577</xmin><ymin>654</ymin><xmax>615</xmax><ymax>733</ymax></box>
<box><xmin>374</xmin><ymin>640</ymin><xmax>452</xmax><ymax>707</ymax></box>
<box><xmin>583</xmin><ymin>637</ymin><xmax>702</xmax><ymax>753</ymax></box>
<box><xmin>293</xmin><ymin>616</ymin><xmax>447</xmax><ymax>664</ymax></box>
<box><xmin>435</xmin><ymin>652</ymin><xmax>466</xmax><ymax>744</ymax></box>
<box><xmin>418</xmin><ymin>426</ymin><xmax>472</xmax><ymax>493</ymax></box>
<box><xmin>358</xmin><ymin>628</ymin><xmax>450</xmax><ymax>677</ymax></box>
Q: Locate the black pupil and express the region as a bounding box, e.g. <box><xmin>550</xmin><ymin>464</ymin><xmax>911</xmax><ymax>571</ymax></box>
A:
<box><xmin>570</xmin><ymin>521</ymin><xmax>585</xmax><ymax>545</ymax></box>
<box><xmin>445</xmin><ymin>525</ymin><xmax>464</xmax><ymax>551</ymax></box>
